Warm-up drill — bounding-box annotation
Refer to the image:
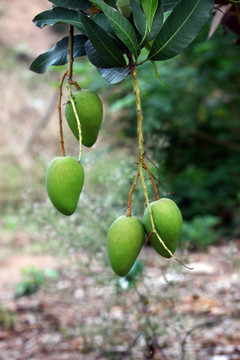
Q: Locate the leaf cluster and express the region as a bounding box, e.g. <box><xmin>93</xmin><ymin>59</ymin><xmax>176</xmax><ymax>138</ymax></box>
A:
<box><xmin>110</xmin><ymin>28</ymin><xmax>240</xmax><ymax>234</ymax></box>
<box><xmin>30</xmin><ymin>0</ymin><xmax>213</xmax><ymax>83</ymax></box>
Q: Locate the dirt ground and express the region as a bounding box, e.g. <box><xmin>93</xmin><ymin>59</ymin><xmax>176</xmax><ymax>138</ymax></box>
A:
<box><xmin>0</xmin><ymin>0</ymin><xmax>59</xmax><ymax>57</ymax></box>
<box><xmin>0</xmin><ymin>240</ymin><xmax>240</xmax><ymax>360</ymax></box>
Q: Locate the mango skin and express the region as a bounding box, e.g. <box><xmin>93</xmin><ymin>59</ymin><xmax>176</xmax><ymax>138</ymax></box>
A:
<box><xmin>117</xmin><ymin>0</ymin><xmax>131</xmax><ymax>18</ymax></box>
<box><xmin>107</xmin><ymin>215</ymin><xmax>145</xmax><ymax>277</ymax></box>
<box><xmin>143</xmin><ymin>198</ymin><xmax>182</xmax><ymax>258</ymax></box>
<box><xmin>65</xmin><ymin>90</ymin><xmax>103</xmax><ymax>148</ymax></box>
<box><xmin>46</xmin><ymin>156</ymin><xmax>84</xmax><ymax>216</ymax></box>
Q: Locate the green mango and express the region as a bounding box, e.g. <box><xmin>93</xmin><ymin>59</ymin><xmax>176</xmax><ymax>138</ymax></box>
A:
<box><xmin>117</xmin><ymin>0</ymin><xmax>131</xmax><ymax>18</ymax></box>
<box><xmin>107</xmin><ymin>215</ymin><xmax>145</xmax><ymax>277</ymax></box>
<box><xmin>46</xmin><ymin>156</ymin><xmax>84</xmax><ymax>216</ymax></box>
<box><xmin>143</xmin><ymin>198</ymin><xmax>182</xmax><ymax>258</ymax></box>
<box><xmin>65</xmin><ymin>89</ymin><xmax>103</xmax><ymax>148</ymax></box>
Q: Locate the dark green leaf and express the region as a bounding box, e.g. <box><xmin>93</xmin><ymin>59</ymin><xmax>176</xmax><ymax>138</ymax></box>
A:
<box><xmin>48</xmin><ymin>0</ymin><xmax>92</xmax><ymax>10</ymax></box>
<box><xmin>141</xmin><ymin>0</ymin><xmax>158</xmax><ymax>33</ymax></box>
<box><xmin>33</xmin><ymin>7</ymin><xmax>85</xmax><ymax>32</ymax></box>
<box><xmin>131</xmin><ymin>0</ymin><xmax>163</xmax><ymax>43</ymax></box>
<box><xmin>92</xmin><ymin>13</ymin><xmax>124</xmax><ymax>46</ymax></box>
<box><xmin>98</xmin><ymin>67</ymin><xmax>130</xmax><ymax>83</ymax></box>
<box><xmin>79</xmin><ymin>12</ymin><xmax>126</xmax><ymax>66</ymax></box>
<box><xmin>30</xmin><ymin>35</ymin><xmax>87</xmax><ymax>74</ymax></box>
<box><xmin>104</xmin><ymin>0</ymin><xmax>117</xmax><ymax>6</ymax></box>
<box><xmin>148</xmin><ymin>0</ymin><xmax>213</xmax><ymax>61</ymax></box>
<box><xmin>147</xmin><ymin>0</ymin><xmax>163</xmax><ymax>40</ymax></box>
<box><xmin>130</xmin><ymin>0</ymin><xmax>147</xmax><ymax>41</ymax></box>
<box><xmin>85</xmin><ymin>40</ymin><xmax>113</xmax><ymax>67</ymax></box>
<box><xmin>91</xmin><ymin>0</ymin><xmax>140</xmax><ymax>59</ymax></box>
<box><xmin>163</xmin><ymin>0</ymin><xmax>180</xmax><ymax>12</ymax></box>
<box><xmin>92</xmin><ymin>13</ymin><xmax>115</xmax><ymax>37</ymax></box>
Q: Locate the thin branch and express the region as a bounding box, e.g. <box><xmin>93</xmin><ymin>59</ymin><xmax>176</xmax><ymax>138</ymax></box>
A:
<box><xmin>67</xmin><ymin>26</ymin><xmax>74</xmax><ymax>81</ymax></box>
<box><xmin>70</xmin><ymin>81</ymin><xmax>81</xmax><ymax>91</ymax></box>
<box><xmin>142</xmin><ymin>158</ymin><xmax>159</xmax><ymax>200</ymax></box>
<box><xmin>66</xmin><ymin>25</ymin><xmax>83</xmax><ymax>162</ymax></box>
<box><xmin>127</xmin><ymin>170</ymin><xmax>140</xmax><ymax>217</ymax></box>
<box><xmin>180</xmin><ymin>317</ymin><xmax>225</xmax><ymax>360</ymax></box>
<box><xmin>144</xmin><ymin>154</ymin><xmax>174</xmax><ymax>199</ymax></box>
<box><xmin>131</xmin><ymin>66</ymin><xmax>191</xmax><ymax>270</ymax></box>
<box><xmin>58</xmin><ymin>69</ymin><xmax>68</xmax><ymax>156</ymax></box>
<box><xmin>25</xmin><ymin>91</ymin><xmax>58</xmax><ymax>153</ymax></box>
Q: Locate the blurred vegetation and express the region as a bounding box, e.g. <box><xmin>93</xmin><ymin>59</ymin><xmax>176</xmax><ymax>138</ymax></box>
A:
<box><xmin>14</xmin><ymin>266</ymin><xmax>58</xmax><ymax>298</ymax></box>
<box><xmin>0</xmin><ymin>304</ymin><xmax>16</xmax><ymax>331</ymax></box>
<box><xmin>107</xmin><ymin>26</ymin><xmax>240</xmax><ymax>245</ymax></box>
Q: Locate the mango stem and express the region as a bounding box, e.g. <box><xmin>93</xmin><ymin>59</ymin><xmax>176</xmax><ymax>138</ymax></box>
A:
<box><xmin>127</xmin><ymin>170</ymin><xmax>140</xmax><ymax>217</ymax></box>
<box><xmin>58</xmin><ymin>69</ymin><xmax>68</xmax><ymax>156</ymax></box>
<box><xmin>66</xmin><ymin>25</ymin><xmax>83</xmax><ymax>163</ymax></box>
<box><xmin>131</xmin><ymin>66</ymin><xmax>190</xmax><ymax>267</ymax></box>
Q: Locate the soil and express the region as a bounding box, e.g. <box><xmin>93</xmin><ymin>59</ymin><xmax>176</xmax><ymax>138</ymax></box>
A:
<box><xmin>0</xmin><ymin>0</ymin><xmax>61</xmax><ymax>57</ymax></box>
<box><xmin>0</xmin><ymin>240</ymin><xmax>240</xmax><ymax>360</ymax></box>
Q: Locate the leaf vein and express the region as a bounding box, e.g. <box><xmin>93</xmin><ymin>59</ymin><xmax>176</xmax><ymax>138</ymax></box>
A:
<box><xmin>150</xmin><ymin>0</ymin><xmax>201</xmax><ymax>59</ymax></box>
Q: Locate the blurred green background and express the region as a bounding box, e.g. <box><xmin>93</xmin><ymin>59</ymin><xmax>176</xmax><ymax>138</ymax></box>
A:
<box><xmin>1</xmin><ymin>21</ymin><xmax>239</xmax><ymax>256</ymax></box>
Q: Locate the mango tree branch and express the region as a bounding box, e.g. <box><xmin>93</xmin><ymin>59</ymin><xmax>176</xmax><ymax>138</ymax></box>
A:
<box><xmin>70</xmin><ymin>81</ymin><xmax>81</xmax><ymax>91</ymax></box>
<box><xmin>127</xmin><ymin>170</ymin><xmax>140</xmax><ymax>217</ymax></box>
<box><xmin>142</xmin><ymin>159</ymin><xmax>159</xmax><ymax>200</ymax></box>
<box><xmin>68</xmin><ymin>26</ymin><xmax>74</xmax><ymax>82</ymax></box>
<box><xmin>58</xmin><ymin>69</ymin><xmax>68</xmax><ymax>156</ymax></box>
<box><xmin>131</xmin><ymin>66</ymin><xmax>191</xmax><ymax>269</ymax></box>
<box><xmin>66</xmin><ymin>25</ymin><xmax>83</xmax><ymax>162</ymax></box>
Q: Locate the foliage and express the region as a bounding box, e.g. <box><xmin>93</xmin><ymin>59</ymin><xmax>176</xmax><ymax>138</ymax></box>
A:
<box><xmin>180</xmin><ymin>215</ymin><xmax>219</xmax><ymax>249</ymax></box>
<box><xmin>108</xmin><ymin>26</ymin><xmax>240</xmax><ymax>236</ymax></box>
<box><xmin>30</xmin><ymin>0</ymin><xmax>213</xmax><ymax>83</ymax></box>
<box><xmin>0</xmin><ymin>305</ymin><xmax>17</xmax><ymax>331</ymax></box>
<box><xmin>14</xmin><ymin>267</ymin><xmax>59</xmax><ymax>298</ymax></box>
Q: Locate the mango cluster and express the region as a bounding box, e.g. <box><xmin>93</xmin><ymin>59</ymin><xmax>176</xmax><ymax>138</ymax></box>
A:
<box><xmin>107</xmin><ymin>198</ymin><xmax>182</xmax><ymax>277</ymax></box>
<box><xmin>45</xmin><ymin>89</ymin><xmax>103</xmax><ymax>216</ymax></box>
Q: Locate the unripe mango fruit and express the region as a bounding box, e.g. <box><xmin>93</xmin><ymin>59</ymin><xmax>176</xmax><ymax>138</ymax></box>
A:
<box><xmin>143</xmin><ymin>198</ymin><xmax>182</xmax><ymax>258</ymax></box>
<box><xmin>65</xmin><ymin>90</ymin><xmax>103</xmax><ymax>148</ymax></box>
<box><xmin>117</xmin><ymin>0</ymin><xmax>131</xmax><ymax>18</ymax></box>
<box><xmin>107</xmin><ymin>215</ymin><xmax>145</xmax><ymax>277</ymax></box>
<box><xmin>46</xmin><ymin>156</ymin><xmax>84</xmax><ymax>216</ymax></box>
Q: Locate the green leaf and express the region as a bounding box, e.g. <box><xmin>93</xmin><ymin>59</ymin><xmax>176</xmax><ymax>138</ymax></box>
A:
<box><xmin>44</xmin><ymin>269</ymin><xmax>59</xmax><ymax>279</ymax></box>
<box><xmin>148</xmin><ymin>0</ymin><xmax>213</xmax><ymax>61</ymax></box>
<box><xmin>33</xmin><ymin>6</ymin><xmax>85</xmax><ymax>33</ymax></box>
<box><xmin>85</xmin><ymin>40</ymin><xmax>113</xmax><ymax>68</ymax></box>
<box><xmin>141</xmin><ymin>0</ymin><xmax>159</xmax><ymax>33</ymax></box>
<box><xmin>79</xmin><ymin>12</ymin><xmax>126</xmax><ymax>67</ymax></box>
<box><xmin>131</xmin><ymin>0</ymin><xmax>163</xmax><ymax>43</ymax></box>
<box><xmin>104</xmin><ymin>0</ymin><xmax>117</xmax><ymax>6</ymax></box>
<box><xmin>49</xmin><ymin>0</ymin><xmax>92</xmax><ymax>10</ymax></box>
<box><xmin>163</xmin><ymin>0</ymin><xmax>180</xmax><ymax>12</ymax></box>
<box><xmin>130</xmin><ymin>0</ymin><xmax>147</xmax><ymax>40</ymax></box>
<box><xmin>91</xmin><ymin>0</ymin><xmax>140</xmax><ymax>59</ymax></box>
<box><xmin>151</xmin><ymin>61</ymin><xmax>165</xmax><ymax>84</ymax></box>
<box><xmin>92</xmin><ymin>13</ymin><xmax>115</xmax><ymax>38</ymax></box>
<box><xmin>98</xmin><ymin>67</ymin><xmax>130</xmax><ymax>83</ymax></box>
<box><xmin>30</xmin><ymin>35</ymin><xmax>87</xmax><ymax>73</ymax></box>
<box><xmin>150</xmin><ymin>1</ymin><xmax>164</xmax><ymax>38</ymax></box>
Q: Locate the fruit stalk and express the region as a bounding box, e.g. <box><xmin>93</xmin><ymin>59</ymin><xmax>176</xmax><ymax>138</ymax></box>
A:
<box><xmin>131</xmin><ymin>66</ymin><xmax>178</xmax><ymax>261</ymax></box>
<box><xmin>67</xmin><ymin>25</ymin><xmax>83</xmax><ymax>162</ymax></box>
<box><xmin>58</xmin><ymin>69</ymin><xmax>68</xmax><ymax>156</ymax></box>
<box><xmin>142</xmin><ymin>159</ymin><xmax>159</xmax><ymax>200</ymax></box>
<box><xmin>127</xmin><ymin>171</ymin><xmax>139</xmax><ymax>216</ymax></box>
